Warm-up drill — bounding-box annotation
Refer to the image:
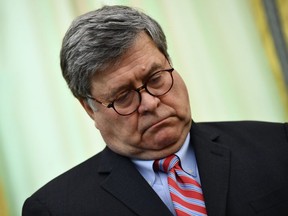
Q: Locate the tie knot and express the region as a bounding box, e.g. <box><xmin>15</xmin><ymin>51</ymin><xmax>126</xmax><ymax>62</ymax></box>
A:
<box><xmin>153</xmin><ymin>154</ymin><xmax>180</xmax><ymax>173</ymax></box>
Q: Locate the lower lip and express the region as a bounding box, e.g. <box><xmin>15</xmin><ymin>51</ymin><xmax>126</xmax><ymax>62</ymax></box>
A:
<box><xmin>149</xmin><ymin>117</ymin><xmax>171</xmax><ymax>131</ymax></box>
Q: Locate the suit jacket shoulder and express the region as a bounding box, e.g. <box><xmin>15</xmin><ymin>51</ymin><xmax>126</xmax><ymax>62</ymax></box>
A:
<box><xmin>191</xmin><ymin>121</ymin><xmax>288</xmax><ymax>216</ymax></box>
<box><xmin>22</xmin><ymin>147</ymin><xmax>172</xmax><ymax>216</ymax></box>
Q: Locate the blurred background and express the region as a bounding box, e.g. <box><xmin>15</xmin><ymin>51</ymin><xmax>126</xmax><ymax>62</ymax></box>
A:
<box><xmin>1</xmin><ymin>0</ymin><xmax>287</xmax><ymax>215</ymax></box>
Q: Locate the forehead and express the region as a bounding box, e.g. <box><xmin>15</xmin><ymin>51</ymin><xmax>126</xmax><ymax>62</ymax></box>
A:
<box><xmin>91</xmin><ymin>33</ymin><xmax>168</xmax><ymax>97</ymax></box>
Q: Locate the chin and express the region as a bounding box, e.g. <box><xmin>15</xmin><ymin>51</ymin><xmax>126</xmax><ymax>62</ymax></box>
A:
<box><xmin>151</xmin><ymin>130</ymin><xmax>180</xmax><ymax>149</ymax></box>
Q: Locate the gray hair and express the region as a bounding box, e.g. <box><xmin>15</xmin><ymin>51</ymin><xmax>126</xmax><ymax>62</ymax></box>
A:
<box><xmin>60</xmin><ymin>5</ymin><xmax>170</xmax><ymax>99</ymax></box>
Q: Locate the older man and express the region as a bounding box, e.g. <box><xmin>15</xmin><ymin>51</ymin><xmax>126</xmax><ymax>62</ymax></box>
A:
<box><xmin>23</xmin><ymin>5</ymin><xmax>288</xmax><ymax>216</ymax></box>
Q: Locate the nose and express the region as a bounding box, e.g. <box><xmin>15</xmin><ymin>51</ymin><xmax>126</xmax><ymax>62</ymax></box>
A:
<box><xmin>137</xmin><ymin>89</ymin><xmax>160</xmax><ymax>114</ymax></box>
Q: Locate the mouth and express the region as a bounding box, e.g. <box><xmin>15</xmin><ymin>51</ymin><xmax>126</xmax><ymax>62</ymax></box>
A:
<box><xmin>141</xmin><ymin>116</ymin><xmax>172</xmax><ymax>134</ymax></box>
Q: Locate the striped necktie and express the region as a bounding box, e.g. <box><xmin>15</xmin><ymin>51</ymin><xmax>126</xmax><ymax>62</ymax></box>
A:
<box><xmin>154</xmin><ymin>154</ymin><xmax>207</xmax><ymax>216</ymax></box>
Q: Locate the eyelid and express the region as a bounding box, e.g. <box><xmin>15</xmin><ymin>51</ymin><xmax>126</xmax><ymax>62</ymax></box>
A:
<box><xmin>116</xmin><ymin>90</ymin><xmax>130</xmax><ymax>99</ymax></box>
<box><xmin>143</xmin><ymin>67</ymin><xmax>166</xmax><ymax>83</ymax></box>
<box><xmin>110</xmin><ymin>86</ymin><xmax>132</xmax><ymax>102</ymax></box>
<box><xmin>147</xmin><ymin>67</ymin><xmax>171</xmax><ymax>79</ymax></box>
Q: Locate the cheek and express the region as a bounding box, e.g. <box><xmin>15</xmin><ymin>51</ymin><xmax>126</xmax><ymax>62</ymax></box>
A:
<box><xmin>169</xmin><ymin>83</ymin><xmax>191</xmax><ymax>118</ymax></box>
<box><xmin>95</xmin><ymin>113</ymin><xmax>140</xmax><ymax>142</ymax></box>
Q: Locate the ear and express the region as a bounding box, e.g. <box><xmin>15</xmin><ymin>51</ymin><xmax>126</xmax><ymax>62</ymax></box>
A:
<box><xmin>78</xmin><ymin>98</ymin><xmax>95</xmax><ymax>120</ymax></box>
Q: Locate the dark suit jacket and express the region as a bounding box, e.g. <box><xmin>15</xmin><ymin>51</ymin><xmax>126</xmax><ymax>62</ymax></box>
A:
<box><xmin>23</xmin><ymin>121</ymin><xmax>288</xmax><ymax>216</ymax></box>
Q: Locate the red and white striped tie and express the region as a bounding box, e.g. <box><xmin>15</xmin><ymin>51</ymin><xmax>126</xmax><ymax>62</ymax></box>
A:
<box><xmin>154</xmin><ymin>154</ymin><xmax>207</xmax><ymax>216</ymax></box>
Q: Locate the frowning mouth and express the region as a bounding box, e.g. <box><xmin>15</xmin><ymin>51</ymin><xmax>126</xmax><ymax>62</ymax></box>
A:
<box><xmin>141</xmin><ymin>116</ymin><xmax>172</xmax><ymax>134</ymax></box>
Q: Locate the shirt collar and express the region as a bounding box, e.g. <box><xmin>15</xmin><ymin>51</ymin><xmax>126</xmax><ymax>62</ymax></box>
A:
<box><xmin>131</xmin><ymin>133</ymin><xmax>197</xmax><ymax>185</ymax></box>
<box><xmin>177</xmin><ymin>133</ymin><xmax>198</xmax><ymax>177</ymax></box>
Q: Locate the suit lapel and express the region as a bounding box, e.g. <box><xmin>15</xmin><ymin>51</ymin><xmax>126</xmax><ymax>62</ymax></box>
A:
<box><xmin>98</xmin><ymin>148</ymin><xmax>173</xmax><ymax>216</ymax></box>
<box><xmin>191</xmin><ymin>123</ymin><xmax>231</xmax><ymax>216</ymax></box>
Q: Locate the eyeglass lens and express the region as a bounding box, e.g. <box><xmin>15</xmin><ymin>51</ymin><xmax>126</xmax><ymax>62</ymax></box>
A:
<box><xmin>113</xmin><ymin>69</ymin><xmax>173</xmax><ymax>115</ymax></box>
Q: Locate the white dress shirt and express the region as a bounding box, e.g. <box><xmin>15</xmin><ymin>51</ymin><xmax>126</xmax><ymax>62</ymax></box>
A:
<box><xmin>132</xmin><ymin>133</ymin><xmax>202</xmax><ymax>215</ymax></box>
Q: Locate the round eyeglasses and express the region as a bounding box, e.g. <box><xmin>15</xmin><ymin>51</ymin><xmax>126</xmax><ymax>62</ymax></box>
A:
<box><xmin>87</xmin><ymin>68</ymin><xmax>174</xmax><ymax>116</ymax></box>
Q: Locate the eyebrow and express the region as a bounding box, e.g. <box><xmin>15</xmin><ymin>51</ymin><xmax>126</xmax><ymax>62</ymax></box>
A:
<box><xmin>145</xmin><ymin>63</ymin><xmax>164</xmax><ymax>77</ymax></box>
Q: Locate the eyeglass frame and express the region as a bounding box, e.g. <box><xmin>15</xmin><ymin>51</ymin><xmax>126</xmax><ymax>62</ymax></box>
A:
<box><xmin>86</xmin><ymin>68</ymin><xmax>174</xmax><ymax>116</ymax></box>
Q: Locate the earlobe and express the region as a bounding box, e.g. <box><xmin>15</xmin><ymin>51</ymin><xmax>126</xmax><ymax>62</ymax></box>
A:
<box><xmin>78</xmin><ymin>98</ymin><xmax>95</xmax><ymax>120</ymax></box>
<box><xmin>94</xmin><ymin>121</ymin><xmax>99</xmax><ymax>129</ymax></box>
<box><xmin>78</xmin><ymin>99</ymin><xmax>100</xmax><ymax>129</ymax></box>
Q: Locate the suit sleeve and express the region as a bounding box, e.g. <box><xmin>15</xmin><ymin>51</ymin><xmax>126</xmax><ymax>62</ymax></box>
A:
<box><xmin>22</xmin><ymin>197</ymin><xmax>51</xmax><ymax>216</ymax></box>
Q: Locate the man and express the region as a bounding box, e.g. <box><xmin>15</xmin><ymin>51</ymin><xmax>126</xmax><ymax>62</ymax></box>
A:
<box><xmin>23</xmin><ymin>5</ymin><xmax>288</xmax><ymax>216</ymax></box>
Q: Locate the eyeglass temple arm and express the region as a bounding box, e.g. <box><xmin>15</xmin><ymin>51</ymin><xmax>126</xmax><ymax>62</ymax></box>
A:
<box><xmin>86</xmin><ymin>96</ymin><xmax>112</xmax><ymax>108</ymax></box>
